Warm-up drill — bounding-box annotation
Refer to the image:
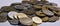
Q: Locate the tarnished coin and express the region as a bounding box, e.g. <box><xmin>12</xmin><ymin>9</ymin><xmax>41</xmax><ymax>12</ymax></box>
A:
<box><xmin>53</xmin><ymin>11</ymin><xmax>60</xmax><ymax>16</ymax></box>
<box><xmin>42</xmin><ymin>10</ymin><xmax>54</xmax><ymax>16</ymax></box>
<box><xmin>41</xmin><ymin>16</ymin><xmax>49</xmax><ymax>22</ymax></box>
<box><xmin>8</xmin><ymin>19</ymin><xmax>19</xmax><ymax>25</ymax></box>
<box><xmin>35</xmin><ymin>11</ymin><xmax>45</xmax><ymax>16</ymax></box>
<box><xmin>32</xmin><ymin>16</ymin><xmax>42</xmax><ymax>24</ymax></box>
<box><xmin>22</xmin><ymin>3</ymin><xmax>32</xmax><ymax>8</ymax></box>
<box><xmin>0</xmin><ymin>15</ymin><xmax>7</xmax><ymax>23</ymax></box>
<box><xmin>10</xmin><ymin>3</ymin><xmax>21</xmax><ymax>6</ymax></box>
<box><xmin>8</xmin><ymin>11</ymin><xmax>18</xmax><ymax>19</ymax></box>
<box><xmin>49</xmin><ymin>3</ymin><xmax>57</xmax><ymax>6</ymax></box>
<box><xmin>14</xmin><ymin>5</ymin><xmax>27</xmax><ymax>10</ymax></box>
<box><xmin>48</xmin><ymin>16</ymin><xmax>59</xmax><ymax>22</ymax></box>
<box><xmin>20</xmin><ymin>17</ymin><xmax>33</xmax><ymax>25</ymax></box>
<box><xmin>0</xmin><ymin>12</ymin><xmax>7</xmax><ymax>22</ymax></box>
<box><xmin>32</xmin><ymin>23</ymin><xmax>37</xmax><ymax>26</ymax></box>
<box><xmin>21</xmin><ymin>9</ymin><xmax>35</xmax><ymax>15</ymax></box>
<box><xmin>33</xmin><ymin>5</ymin><xmax>42</xmax><ymax>9</ymax></box>
<box><xmin>1</xmin><ymin>6</ymin><xmax>16</xmax><ymax>12</ymax></box>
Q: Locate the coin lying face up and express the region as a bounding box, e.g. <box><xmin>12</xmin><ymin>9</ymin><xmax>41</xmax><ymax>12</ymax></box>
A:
<box><xmin>8</xmin><ymin>11</ymin><xmax>18</xmax><ymax>19</ymax></box>
<box><xmin>32</xmin><ymin>16</ymin><xmax>42</xmax><ymax>24</ymax></box>
<box><xmin>20</xmin><ymin>17</ymin><xmax>33</xmax><ymax>25</ymax></box>
<box><xmin>42</xmin><ymin>10</ymin><xmax>54</xmax><ymax>16</ymax></box>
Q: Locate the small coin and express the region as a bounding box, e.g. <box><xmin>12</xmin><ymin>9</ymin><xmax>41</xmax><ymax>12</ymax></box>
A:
<box><xmin>53</xmin><ymin>11</ymin><xmax>60</xmax><ymax>16</ymax></box>
<box><xmin>41</xmin><ymin>16</ymin><xmax>49</xmax><ymax>22</ymax></box>
<box><xmin>8</xmin><ymin>19</ymin><xmax>19</xmax><ymax>25</ymax></box>
<box><xmin>14</xmin><ymin>13</ymin><xmax>28</xmax><ymax>19</ymax></box>
<box><xmin>10</xmin><ymin>3</ymin><xmax>21</xmax><ymax>6</ymax></box>
<box><xmin>48</xmin><ymin>16</ymin><xmax>59</xmax><ymax>22</ymax></box>
<box><xmin>32</xmin><ymin>16</ymin><xmax>42</xmax><ymax>24</ymax></box>
<box><xmin>14</xmin><ymin>5</ymin><xmax>27</xmax><ymax>10</ymax></box>
<box><xmin>0</xmin><ymin>16</ymin><xmax>7</xmax><ymax>23</ymax></box>
<box><xmin>35</xmin><ymin>11</ymin><xmax>45</xmax><ymax>16</ymax></box>
<box><xmin>1</xmin><ymin>6</ymin><xmax>16</xmax><ymax>12</ymax></box>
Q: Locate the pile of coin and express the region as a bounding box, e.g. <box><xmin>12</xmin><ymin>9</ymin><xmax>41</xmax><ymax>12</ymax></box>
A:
<box><xmin>0</xmin><ymin>0</ymin><xmax>60</xmax><ymax>26</ymax></box>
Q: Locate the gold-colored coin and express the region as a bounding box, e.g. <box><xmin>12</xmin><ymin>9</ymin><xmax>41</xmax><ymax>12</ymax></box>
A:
<box><xmin>32</xmin><ymin>23</ymin><xmax>37</xmax><ymax>26</ymax></box>
<box><xmin>33</xmin><ymin>5</ymin><xmax>42</xmax><ymax>9</ymax></box>
<box><xmin>35</xmin><ymin>11</ymin><xmax>45</xmax><ymax>16</ymax></box>
<box><xmin>53</xmin><ymin>11</ymin><xmax>60</xmax><ymax>16</ymax></box>
<box><xmin>41</xmin><ymin>16</ymin><xmax>49</xmax><ymax>22</ymax></box>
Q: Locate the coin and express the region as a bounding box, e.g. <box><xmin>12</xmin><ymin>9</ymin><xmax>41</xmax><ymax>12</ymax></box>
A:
<box><xmin>32</xmin><ymin>16</ymin><xmax>42</xmax><ymax>24</ymax></box>
<box><xmin>35</xmin><ymin>11</ymin><xmax>45</xmax><ymax>16</ymax></box>
<box><xmin>0</xmin><ymin>15</ymin><xmax>7</xmax><ymax>23</ymax></box>
<box><xmin>32</xmin><ymin>23</ymin><xmax>37</xmax><ymax>26</ymax></box>
<box><xmin>42</xmin><ymin>10</ymin><xmax>54</xmax><ymax>16</ymax></box>
<box><xmin>41</xmin><ymin>16</ymin><xmax>49</xmax><ymax>22</ymax></box>
<box><xmin>20</xmin><ymin>17</ymin><xmax>33</xmax><ymax>25</ymax></box>
<box><xmin>48</xmin><ymin>16</ymin><xmax>59</xmax><ymax>22</ymax></box>
<box><xmin>8</xmin><ymin>11</ymin><xmax>18</xmax><ymax>19</ymax></box>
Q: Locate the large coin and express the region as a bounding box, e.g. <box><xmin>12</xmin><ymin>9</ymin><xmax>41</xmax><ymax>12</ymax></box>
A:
<box><xmin>35</xmin><ymin>11</ymin><xmax>45</xmax><ymax>16</ymax></box>
<box><xmin>32</xmin><ymin>16</ymin><xmax>42</xmax><ymax>24</ymax></box>
<box><xmin>20</xmin><ymin>17</ymin><xmax>33</xmax><ymax>25</ymax></box>
<box><xmin>42</xmin><ymin>10</ymin><xmax>54</xmax><ymax>16</ymax></box>
<box><xmin>48</xmin><ymin>16</ymin><xmax>59</xmax><ymax>22</ymax></box>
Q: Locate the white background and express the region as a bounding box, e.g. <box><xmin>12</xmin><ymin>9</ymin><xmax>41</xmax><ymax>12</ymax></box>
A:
<box><xmin>0</xmin><ymin>0</ymin><xmax>60</xmax><ymax>26</ymax></box>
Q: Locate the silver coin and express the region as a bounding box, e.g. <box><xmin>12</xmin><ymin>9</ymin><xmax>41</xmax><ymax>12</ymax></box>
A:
<box><xmin>14</xmin><ymin>5</ymin><xmax>27</xmax><ymax>10</ymax></box>
<box><xmin>20</xmin><ymin>17</ymin><xmax>33</xmax><ymax>25</ymax></box>
<box><xmin>48</xmin><ymin>16</ymin><xmax>59</xmax><ymax>22</ymax></box>
<box><xmin>42</xmin><ymin>10</ymin><xmax>54</xmax><ymax>16</ymax></box>
<box><xmin>8</xmin><ymin>11</ymin><xmax>18</xmax><ymax>19</ymax></box>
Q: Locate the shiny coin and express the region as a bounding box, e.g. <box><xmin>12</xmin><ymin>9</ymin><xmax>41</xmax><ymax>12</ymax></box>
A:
<box><xmin>42</xmin><ymin>10</ymin><xmax>54</xmax><ymax>16</ymax></box>
<box><xmin>48</xmin><ymin>16</ymin><xmax>59</xmax><ymax>22</ymax></box>
<box><xmin>14</xmin><ymin>5</ymin><xmax>27</xmax><ymax>10</ymax></box>
<box><xmin>35</xmin><ymin>11</ymin><xmax>45</xmax><ymax>16</ymax></box>
<box><xmin>32</xmin><ymin>16</ymin><xmax>42</xmax><ymax>24</ymax></box>
<box><xmin>20</xmin><ymin>17</ymin><xmax>33</xmax><ymax>25</ymax></box>
<box><xmin>8</xmin><ymin>11</ymin><xmax>18</xmax><ymax>19</ymax></box>
<box><xmin>14</xmin><ymin>13</ymin><xmax>28</xmax><ymax>19</ymax></box>
<box><xmin>41</xmin><ymin>16</ymin><xmax>49</xmax><ymax>22</ymax></box>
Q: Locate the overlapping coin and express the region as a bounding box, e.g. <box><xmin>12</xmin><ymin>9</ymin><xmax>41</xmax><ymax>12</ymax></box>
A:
<box><xmin>32</xmin><ymin>16</ymin><xmax>42</xmax><ymax>24</ymax></box>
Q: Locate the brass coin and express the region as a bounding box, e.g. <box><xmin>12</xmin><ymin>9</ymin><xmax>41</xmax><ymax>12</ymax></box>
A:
<box><xmin>53</xmin><ymin>11</ymin><xmax>60</xmax><ymax>16</ymax></box>
<box><xmin>41</xmin><ymin>16</ymin><xmax>49</xmax><ymax>22</ymax></box>
<box><xmin>32</xmin><ymin>16</ymin><xmax>42</xmax><ymax>24</ymax></box>
<box><xmin>35</xmin><ymin>11</ymin><xmax>45</xmax><ymax>16</ymax></box>
<box><xmin>32</xmin><ymin>23</ymin><xmax>37</xmax><ymax>26</ymax></box>
<box><xmin>1</xmin><ymin>6</ymin><xmax>16</xmax><ymax>12</ymax></box>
